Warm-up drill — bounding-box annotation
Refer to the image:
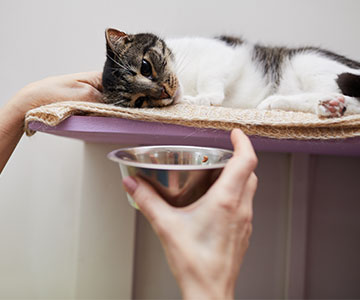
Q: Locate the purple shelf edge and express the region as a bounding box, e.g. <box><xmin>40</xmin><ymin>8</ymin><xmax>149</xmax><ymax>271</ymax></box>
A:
<box><xmin>28</xmin><ymin>116</ymin><xmax>360</xmax><ymax>156</ymax></box>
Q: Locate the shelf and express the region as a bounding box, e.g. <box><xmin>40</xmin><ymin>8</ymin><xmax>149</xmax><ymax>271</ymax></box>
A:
<box><xmin>28</xmin><ymin>116</ymin><xmax>360</xmax><ymax>156</ymax></box>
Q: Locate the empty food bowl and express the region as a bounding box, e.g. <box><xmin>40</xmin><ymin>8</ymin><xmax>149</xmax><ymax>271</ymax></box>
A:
<box><xmin>108</xmin><ymin>145</ymin><xmax>233</xmax><ymax>208</ymax></box>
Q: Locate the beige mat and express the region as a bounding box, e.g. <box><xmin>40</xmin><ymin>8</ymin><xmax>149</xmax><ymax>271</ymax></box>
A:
<box><xmin>24</xmin><ymin>101</ymin><xmax>360</xmax><ymax>140</ymax></box>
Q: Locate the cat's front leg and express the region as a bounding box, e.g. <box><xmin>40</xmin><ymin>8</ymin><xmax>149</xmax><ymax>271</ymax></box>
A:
<box><xmin>180</xmin><ymin>92</ymin><xmax>225</xmax><ymax>106</ymax></box>
<box><xmin>257</xmin><ymin>94</ymin><xmax>317</xmax><ymax>113</ymax></box>
<box><xmin>180</xmin><ymin>78</ymin><xmax>226</xmax><ymax>106</ymax></box>
<box><xmin>257</xmin><ymin>93</ymin><xmax>353</xmax><ymax>117</ymax></box>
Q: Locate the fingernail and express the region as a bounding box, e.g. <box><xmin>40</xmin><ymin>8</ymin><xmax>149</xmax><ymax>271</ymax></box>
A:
<box><xmin>122</xmin><ymin>176</ymin><xmax>138</xmax><ymax>195</ymax></box>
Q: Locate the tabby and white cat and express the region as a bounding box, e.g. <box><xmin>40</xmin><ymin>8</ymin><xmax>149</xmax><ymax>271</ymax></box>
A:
<box><xmin>102</xmin><ymin>28</ymin><xmax>360</xmax><ymax>117</ymax></box>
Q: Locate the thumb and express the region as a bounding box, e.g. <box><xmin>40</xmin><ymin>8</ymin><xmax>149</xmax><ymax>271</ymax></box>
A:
<box><xmin>122</xmin><ymin>176</ymin><xmax>172</xmax><ymax>225</ymax></box>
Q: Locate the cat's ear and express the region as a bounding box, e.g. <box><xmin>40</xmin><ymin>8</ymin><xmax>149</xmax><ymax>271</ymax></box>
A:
<box><xmin>105</xmin><ymin>28</ymin><xmax>129</xmax><ymax>52</ymax></box>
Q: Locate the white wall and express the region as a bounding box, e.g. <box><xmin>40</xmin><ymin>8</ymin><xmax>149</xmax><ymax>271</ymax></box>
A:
<box><xmin>1</xmin><ymin>0</ymin><xmax>360</xmax><ymax>298</ymax></box>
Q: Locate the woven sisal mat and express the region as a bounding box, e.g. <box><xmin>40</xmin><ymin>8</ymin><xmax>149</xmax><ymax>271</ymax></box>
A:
<box><xmin>24</xmin><ymin>101</ymin><xmax>360</xmax><ymax>140</ymax></box>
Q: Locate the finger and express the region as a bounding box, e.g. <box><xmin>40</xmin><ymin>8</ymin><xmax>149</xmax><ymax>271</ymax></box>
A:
<box><xmin>122</xmin><ymin>176</ymin><xmax>172</xmax><ymax>226</ymax></box>
<box><xmin>238</xmin><ymin>172</ymin><xmax>257</xmax><ymax>216</ymax></box>
<box><xmin>212</xmin><ymin>129</ymin><xmax>257</xmax><ymax>195</ymax></box>
<box><xmin>66</xmin><ymin>72</ymin><xmax>103</xmax><ymax>103</ymax></box>
<box><xmin>226</xmin><ymin>129</ymin><xmax>257</xmax><ymax>182</ymax></box>
<box><xmin>83</xmin><ymin>86</ymin><xmax>103</xmax><ymax>103</ymax></box>
<box><xmin>75</xmin><ymin>71</ymin><xmax>103</xmax><ymax>92</ymax></box>
<box><xmin>62</xmin><ymin>71</ymin><xmax>103</xmax><ymax>92</ymax></box>
<box><xmin>231</xmin><ymin>128</ymin><xmax>256</xmax><ymax>155</ymax></box>
<box><xmin>70</xmin><ymin>84</ymin><xmax>103</xmax><ymax>103</ymax></box>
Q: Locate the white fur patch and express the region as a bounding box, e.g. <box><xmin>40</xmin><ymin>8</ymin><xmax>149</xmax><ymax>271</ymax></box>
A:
<box><xmin>166</xmin><ymin>37</ymin><xmax>360</xmax><ymax>116</ymax></box>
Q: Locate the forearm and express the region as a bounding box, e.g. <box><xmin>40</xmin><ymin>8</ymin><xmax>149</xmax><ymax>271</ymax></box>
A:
<box><xmin>0</xmin><ymin>96</ymin><xmax>27</xmax><ymax>173</ymax></box>
<box><xmin>181</xmin><ymin>281</ymin><xmax>234</xmax><ymax>300</ymax></box>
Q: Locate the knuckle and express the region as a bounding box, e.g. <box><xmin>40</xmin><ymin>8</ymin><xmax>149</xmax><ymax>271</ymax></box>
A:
<box><xmin>243</xmin><ymin>212</ymin><xmax>253</xmax><ymax>224</ymax></box>
<box><xmin>245</xmin><ymin>154</ymin><xmax>258</xmax><ymax>170</ymax></box>
<box><xmin>239</xmin><ymin>208</ymin><xmax>253</xmax><ymax>224</ymax></box>
<box><xmin>219</xmin><ymin>201</ymin><xmax>235</xmax><ymax>212</ymax></box>
<box><xmin>218</xmin><ymin>194</ymin><xmax>239</xmax><ymax>212</ymax></box>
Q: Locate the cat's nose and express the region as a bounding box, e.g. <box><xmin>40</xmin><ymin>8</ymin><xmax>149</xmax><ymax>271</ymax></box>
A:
<box><xmin>159</xmin><ymin>87</ymin><xmax>170</xmax><ymax>99</ymax></box>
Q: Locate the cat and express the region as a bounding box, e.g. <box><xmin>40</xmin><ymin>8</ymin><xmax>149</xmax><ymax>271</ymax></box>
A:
<box><xmin>102</xmin><ymin>28</ymin><xmax>360</xmax><ymax>117</ymax></box>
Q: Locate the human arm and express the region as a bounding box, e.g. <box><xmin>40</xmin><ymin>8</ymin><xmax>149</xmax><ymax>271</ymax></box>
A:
<box><xmin>0</xmin><ymin>71</ymin><xmax>103</xmax><ymax>174</ymax></box>
<box><xmin>122</xmin><ymin>129</ymin><xmax>258</xmax><ymax>299</ymax></box>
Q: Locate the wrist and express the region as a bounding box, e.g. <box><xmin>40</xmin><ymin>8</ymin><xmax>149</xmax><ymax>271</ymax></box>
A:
<box><xmin>166</xmin><ymin>252</ymin><xmax>236</xmax><ymax>299</ymax></box>
<box><xmin>0</xmin><ymin>95</ymin><xmax>28</xmax><ymax>173</ymax></box>
<box><xmin>0</xmin><ymin>88</ymin><xmax>34</xmax><ymax>136</ymax></box>
<box><xmin>10</xmin><ymin>84</ymin><xmax>38</xmax><ymax>114</ymax></box>
<box><xmin>180</xmin><ymin>278</ymin><xmax>234</xmax><ymax>300</ymax></box>
<box><xmin>5</xmin><ymin>97</ymin><xmax>27</xmax><ymax>123</ymax></box>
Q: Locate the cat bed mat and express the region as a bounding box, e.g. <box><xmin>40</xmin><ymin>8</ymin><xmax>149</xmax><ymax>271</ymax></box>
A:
<box><xmin>24</xmin><ymin>101</ymin><xmax>360</xmax><ymax>140</ymax></box>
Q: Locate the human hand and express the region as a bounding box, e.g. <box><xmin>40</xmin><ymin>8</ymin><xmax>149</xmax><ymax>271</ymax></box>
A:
<box><xmin>9</xmin><ymin>71</ymin><xmax>103</xmax><ymax>115</ymax></box>
<box><xmin>0</xmin><ymin>71</ymin><xmax>103</xmax><ymax>173</ymax></box>
<box><xmin>122</xmin><ymin>129</ymin><xmax>258</xmax><ymax>299</ymax></box>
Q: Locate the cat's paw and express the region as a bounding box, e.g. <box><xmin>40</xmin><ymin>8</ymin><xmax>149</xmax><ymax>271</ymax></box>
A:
<box><xmin>317</xmin><ymin>95</ymin><xmax>346</xmax><ymax>118</ymax></box>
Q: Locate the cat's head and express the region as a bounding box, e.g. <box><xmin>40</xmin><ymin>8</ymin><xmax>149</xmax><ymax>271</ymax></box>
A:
<box><xmin>102</xmin><ymin>28</ymin><xmax>180</xmax><ymax>108</ymax></box>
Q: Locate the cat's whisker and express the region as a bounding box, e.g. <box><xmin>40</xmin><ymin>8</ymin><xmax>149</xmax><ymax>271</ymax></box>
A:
<box><xmin>173</xmin><ymin>50</ymin><xmax>191</xmax><ymax>75</ymax></box>
<box><xmin>106</xmin><ymin>54</ymin><xmax>123</xmax><ymax>68</ymax></box>
<box><xmin>108</xmin><ymin>98</ymin><xmax>129</xmax><ymax>106</ymax></box>
<box><xmin>173</xmin><ymin>54</ymin><xmax>184</xmax><ymax>72</ymax></box>
<box><xmin>175</xmin><ymin>55</ymin><xmax>189</xmax><ymax>75</ymax></box>
<box><xmin>106</xmin><ymin>54</ymin><xmax>133</xmax><ymax>73</ymax></box>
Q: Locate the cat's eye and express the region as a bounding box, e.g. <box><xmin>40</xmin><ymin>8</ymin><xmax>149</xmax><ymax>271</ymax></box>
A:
<box><xmin>140</xmin><ymin>59</ymin><xmax>152</xmax><ymax>78</ymax></box>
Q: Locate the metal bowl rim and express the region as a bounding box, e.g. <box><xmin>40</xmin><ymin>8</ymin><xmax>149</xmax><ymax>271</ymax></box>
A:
<box><xmin>107</xmin><ymin>145</ymin><xmax>233</xmax><ymax>170</ymax></box>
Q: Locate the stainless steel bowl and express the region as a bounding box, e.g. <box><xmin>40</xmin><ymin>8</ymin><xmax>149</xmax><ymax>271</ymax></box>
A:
<box><xmin>108</xmin><ymin>145</ymin><xmax>233</xmax><ymax>208</ymax></box>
